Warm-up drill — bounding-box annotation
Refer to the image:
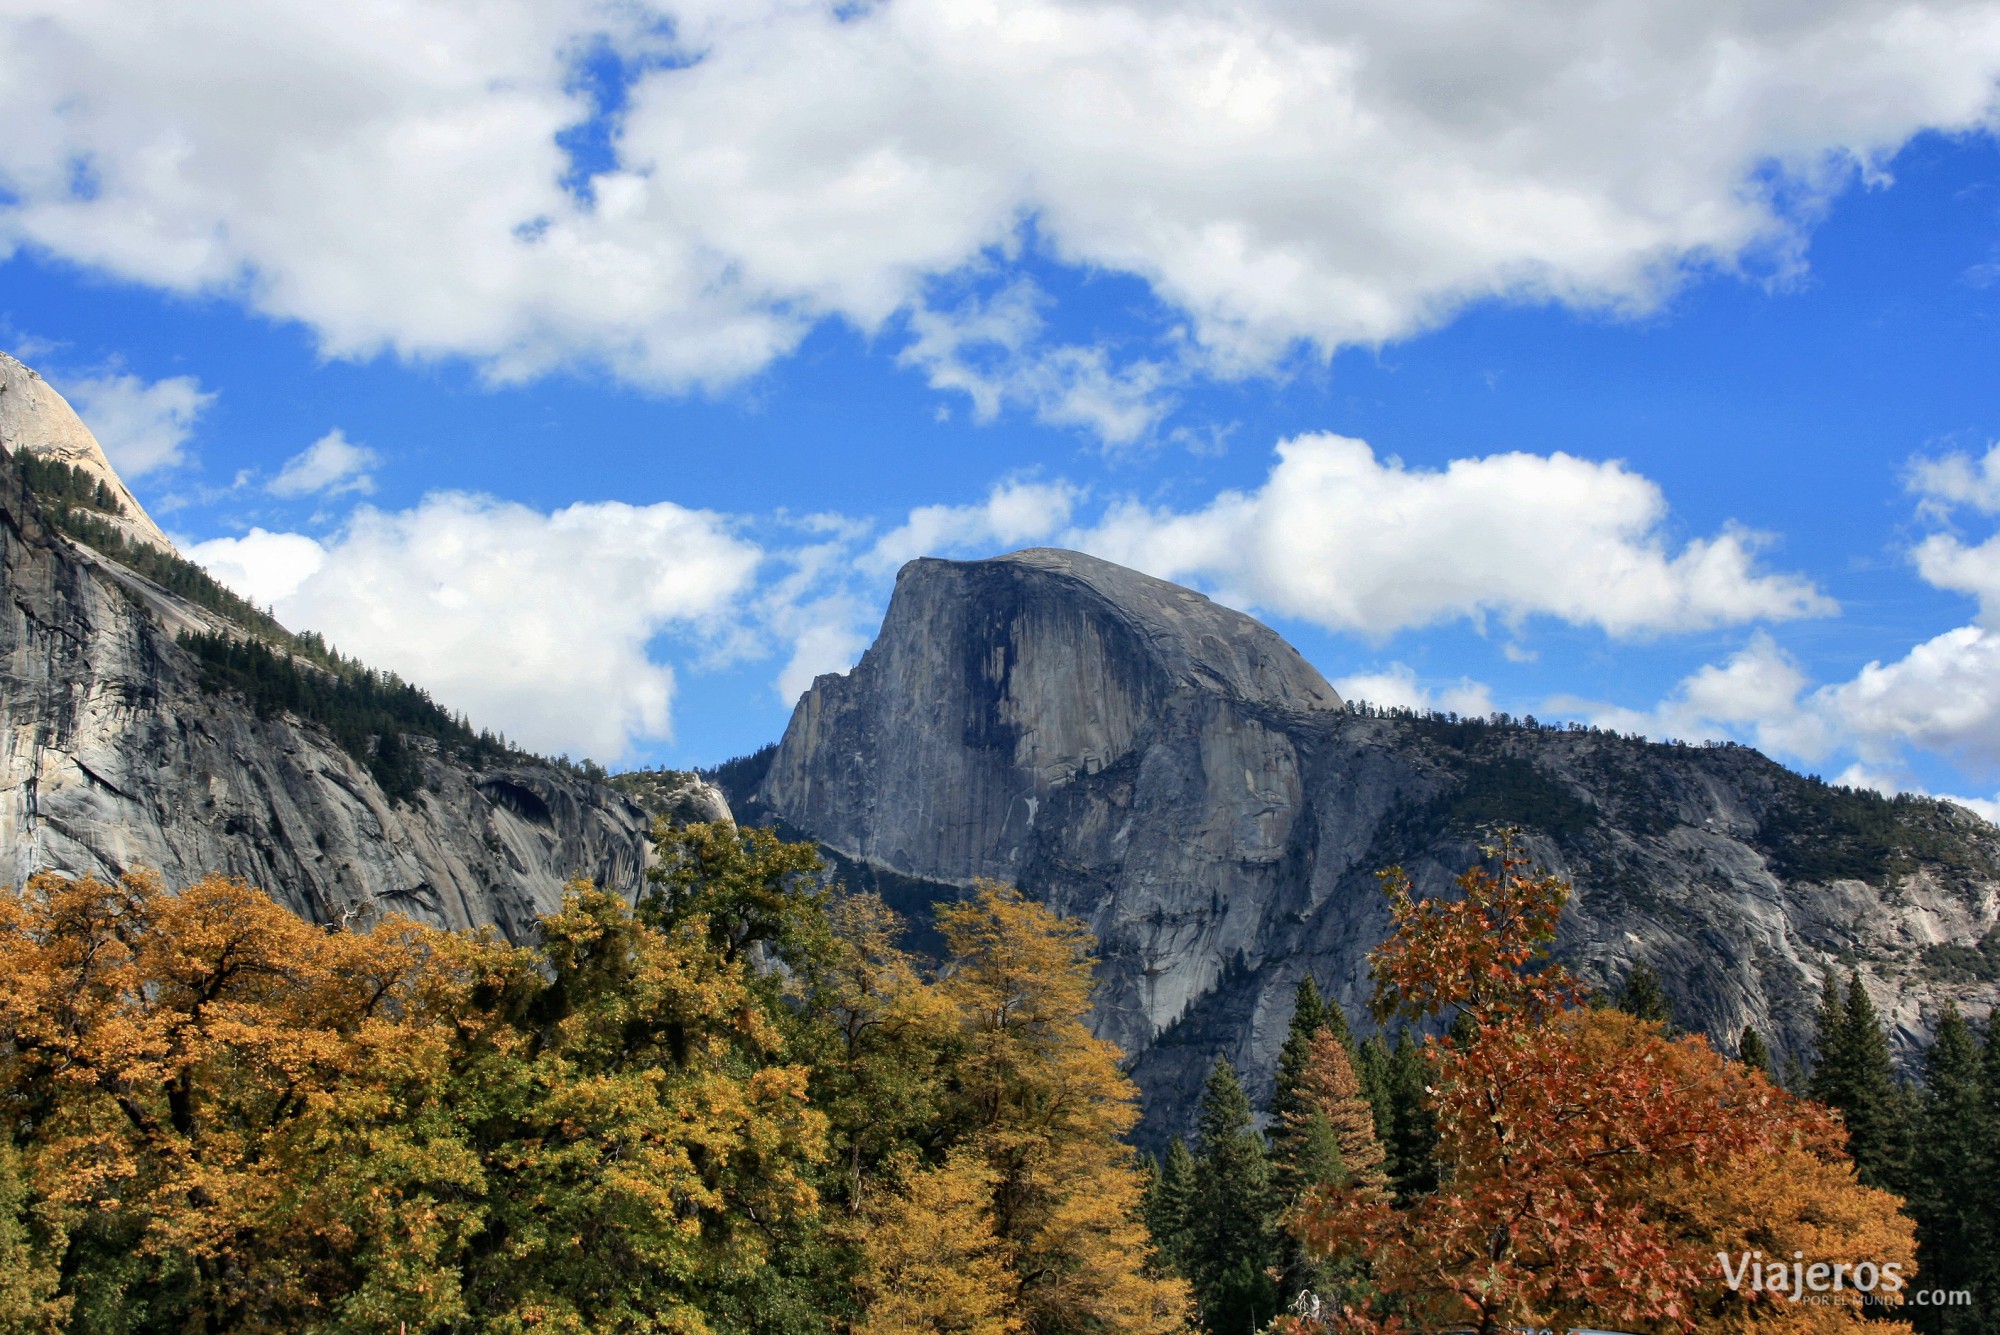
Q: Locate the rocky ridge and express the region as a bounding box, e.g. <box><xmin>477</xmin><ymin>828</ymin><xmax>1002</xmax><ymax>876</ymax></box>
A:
<box><xmin>0</xmin><ymin>352</ymin><xmax>174</xmax><ymax>553</ymax></box>
<box><xmin>0</xmin><ymin>359</ymin><xmax>684</xmax><ymax>938</ymax></box>
<box><xmin>758</xmin><ymin>549</ymin><xmax>2000</xmax><ymax>1137</ymax></box>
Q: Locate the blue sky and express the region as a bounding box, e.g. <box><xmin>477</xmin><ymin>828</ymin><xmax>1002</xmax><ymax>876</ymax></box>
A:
<box><xmin>9</xmin><ymin>0</ymin><xmax>2000</xmax><ymax>814</ymax></box>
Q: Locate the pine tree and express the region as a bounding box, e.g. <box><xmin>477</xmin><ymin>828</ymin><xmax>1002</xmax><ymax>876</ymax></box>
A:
<box><xmin>1269</xmin><ymin>976</ymin><xmax>1328</xmax><ymax>1171</ymax></box>
<box><xmin>1269</xmin><ymin>1029</ymin><xmax>1389</xmax><ymax>1312</ymax></box>
<box><xmin>1354</xmin><ymin>1034</ymin><xmax>1391</xmax><ymax>1149</ymax></box>
<box><xmin>1188</xmin><ymin>1058</ymin><xmax>1280</xmax><ymax>1335</ymax></box>
<box><xmin>1280</xmin><ymin>1030</ymin><xmax>1386</xmax><ymax>1192</ymax></box>
<box><xmin>1143</xmin><ymin>1137</ymin><xmax>1198</xmax><ymax>1276</ymax></box>
<box><xmin>1976</xmin><ymin>1018</ymin><xmax>2000</xmax><ymax>1316</ymax></box>
<box><xmin>1613</xmin><ymin>960</ymin><xmax>1674</xmax><ymax>1028</ymax></box>
<box><xmin>1809</xmin><ymin>971</ymin><xmax>1912</xmax><ymax>1194</ymax></box>
<box><xmin>1908</xmin><ymin>1004</ymin><xmax>1989</xmax><ymax>1335</ymax></box>
<box><xmin>1320</xmin><ymin>988</ymin><xmax>1356</xmax><ymax>1053</ymax></box>
<box><xmin>1735</xmin><ymin>1025</ymin><xmax>1769</xmax><ymax>1076</ymax></box>
<box><xmin>1383</xmin><ymin>1030</ymin><xmax>1437</xmax><ymax>1202</ymax></box>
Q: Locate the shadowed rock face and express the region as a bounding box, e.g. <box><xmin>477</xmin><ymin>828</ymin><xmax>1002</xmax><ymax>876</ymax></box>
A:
<box><xmin>0</xmin><ymin>438</ymin><xmax>658</xmax><ymax>940</ymax></box>
<box><xmin>762</xmin><ymin>549</ymin><xmax>2000</xmax><ymax>1140</ymax></box>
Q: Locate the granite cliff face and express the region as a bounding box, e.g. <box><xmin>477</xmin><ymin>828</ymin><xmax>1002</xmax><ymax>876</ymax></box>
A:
<box><xmin>0</xmin><ymin>369</ymin><xmax>668</xmax><ymax>938</ymax></box>
<box><xmin>760</xmin><ymin>549</ymin><xmax>2000</xmax><ymax>1136</ymax></box>
<box><xmin>0</xmin><ymin>352</ymin><xmax>174</xmax><ymax>553</ymax></box>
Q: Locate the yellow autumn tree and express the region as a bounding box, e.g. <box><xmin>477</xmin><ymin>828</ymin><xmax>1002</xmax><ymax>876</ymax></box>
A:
<box><xmin>0</xmin><ymin>869</ymin><xmax>507</xmax><ymax>1332</ymax></box>
<box><xmin>0</xmin><ymin>869</ymin><xmax>829</xmax><ymax>1334</ymax></box>
<box><xmin>856</xmin><ymin>1150</ymin><xmax>1019</xmax><ymax>1335</ymax></box>
<box><xmin>936</xmin><ymin>882</ymin><xmax>1191</xmax><ymax>1335</ymax></box>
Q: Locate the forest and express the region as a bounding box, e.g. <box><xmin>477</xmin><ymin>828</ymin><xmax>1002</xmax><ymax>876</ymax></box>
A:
<box><xmin>0</xmin><ymin>824</ymin><xmax>1993</xmax><ymax>1335</ymax></box>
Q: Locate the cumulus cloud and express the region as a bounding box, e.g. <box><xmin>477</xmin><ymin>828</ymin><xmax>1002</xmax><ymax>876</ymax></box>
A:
<box><xmin>1072</xmin><ymin>434</ymin><xmax>1832</xmax><ymax>638</ymax></box>
<box><xmin>900</xmin><ymin>283</ymin><xmax>1176</xmax><ymax>445</ymax></box>
<box><xmin>5</xmin><ymin>0</ymin><xmax>2000</xmax><ymax>424</ymax></box>
<box><xmin>195</xmin><ymin>494</ymin><xmax>762</xmax><ymax>761</ymax></box>
<box><xmin>865</xmin><ymin>477</ymin><xmax>1084</xmax><ymax>575</ymax></box>
<box><xmin>1553</xmin><ymin>632</ymin><xmax>1835</xmax><ymax>757</ymax></box>
<box><xmin>1909</xmin><ymin>439</ymin><xmax>2000</xmax><ymax>515</ymax></box>
<box><xmin>1333</xmin><ymin>663</ymin><xmax>1494</xmax><ymax>718</ymax></box>
<box><xmin>61</xmin><ymin>371</ymin><xmax>214</xmax><ymax>475</ymax></box>
<box><xmin>185</xmin><ymin>528</ymin><xmax>328</xmax><ymax>606</ymax></box>
<box><xmin>267</xmin><ymin>429</ymin><xmax>379</xmax><ymax>497</ymax></box>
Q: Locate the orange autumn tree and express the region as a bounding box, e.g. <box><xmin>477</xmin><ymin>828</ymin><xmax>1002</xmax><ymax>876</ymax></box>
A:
<box><xmin>0</xmin><ymin>866</ymin><xmax>827</xmax><ymax>1334</ymax></box>
<box><xmin>1288</xmin><ymin>838</ymin><xmax>1917</xmax><ymax>1335</ymax></box>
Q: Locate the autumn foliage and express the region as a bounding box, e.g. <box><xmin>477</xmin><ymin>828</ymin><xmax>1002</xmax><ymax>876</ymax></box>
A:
<box><xmin>0</xmin><ymin>837</ymin><xmax>1186</xmax><ymax>1335</ymax></box>
<box><xmin>1287</xmin><ymin>840</ymin><xmax>1917</xmax><ymax>1335</ymax></box>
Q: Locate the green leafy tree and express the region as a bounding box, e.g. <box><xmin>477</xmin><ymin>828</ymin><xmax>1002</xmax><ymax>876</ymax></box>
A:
<box><xmin>0</xmin><ymin>1141</ymin><xmax>64</xmax><ymax>1334</ymax></box>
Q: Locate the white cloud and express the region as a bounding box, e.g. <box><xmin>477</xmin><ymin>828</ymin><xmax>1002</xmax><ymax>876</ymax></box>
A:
<box><xmin>1552</xmin><ymin>631</ymin><xmax>1835</xmax><ymax>756</ymax></box>
<box><xmin>267</xmin><ymin>428</ymin><xmax>379</xmax><ymax>497</ymax></box>
<box><xmin>1333</xmin><ymin>663</ymin><xmax>1494</xmax><ymax>718</ymax></box>
<box><xmin>1072</xmin><ymin>434</ymin><xmax>1832</xmax><ymax>639</ymax></box>
<box><xmin>5</xmin><ymin>0</ymin><xmax>1999</xmax><ymax>423</ymax></box>
<box><xmin>1910</xmin><ymin>440</ymin><xmax>2000</xmax><ymax>514</ymax></box>
<box><xmin>866</xmin><ymin>477</ymin><xmax>1084</xmax><ymax>575</ymax></box>
<box><xmin>185</xmin><ymin>527</ymin><xmax>328</xmax><ymax>606</ymax></box>
<box><xmin>196</xmin><ymin>493</ymin><xmax>762</xmax><ymax>761</ymax></box>
<box><xmin>899</xmin><ymin>283</ymin><xmax>1176</xmax><ymax>446</ymax></box>
<box><xmin>1818</xmin><ymin>625</ymin><xmax>2000</xmax><ymax>766</ymax></box>
<box><xmin>61</xmin><ymin>371</ymin><xmax>214</xmax><ymax>475</ymax></box>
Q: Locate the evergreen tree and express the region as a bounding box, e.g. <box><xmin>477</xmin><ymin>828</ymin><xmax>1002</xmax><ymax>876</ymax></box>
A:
<box><xmin>1613</xmin><ymin>960</ymin><xmax>1674</xmax><ymax>1028</ymax></box>
<box><xmin>1144</xmin><ymin>1137</ymin><xmax>1198</xmax><ymax>1277</ymax></box>
<box><xmin>1271</xmin><ymin>1030</ymin><xmax>1387</xmax><ymax>1312</ymax></box>
<box><xmin>1188</xmin><ymin>1058</ymin><xmax>1280</xmax><ymax>1335</ymax></box>
<box><xmin>1977</xmin><ymin>1019</ymin><xmax>2000</xmax><ymax>1315</ymax></box>
<box><xmin>1320</xmin><ymin>988</ymin><xmax>1356</xmax><ymax>1053</ymax></box>
<box><xmin>1280</xmin><ymin>1030</ymin><xmax>1386</xmax><ymax>1192</ymax></box>
<box><xmin>1270</xmin><ymin>976</ymin><xmax>1359</xmax><ymax>1200</ymax></box>
<box><xmin>1808</xmin><ymin>971</ymin><xmax>1912</xmax><ymax>1194</ymax></box>
<box><xmin>1735</xmin><ymin>1025</ymin><xmax>1770</xmax><ymax>1076</ymax></box>
<box><xmin>1382</xmin><ymin>1030</ymin><xmax>1438</xmax><ymax>1202</ymax></box>
<box><xmin>1269</xmin><ymin>976</ymin><xmax>1327</xmax><ymax>1152</ymax></box>
<box><xmin>1908</xmin><ymin>1005</ymin><xmax>1990</xmax><ymax>1335</ymax></box>
<box><xmin>1353</xmin><ymin>1034</ymin><xmax>1391</xmax><ymax>1149</ymax></box>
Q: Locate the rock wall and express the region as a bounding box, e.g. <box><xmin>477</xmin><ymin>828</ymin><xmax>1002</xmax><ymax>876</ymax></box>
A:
<box><xmin>0</xmin><ymin>448</ymin><xmax>656</xmax><ymax>940</ymax></box>
<box><xmin>761</xmin><ymin>549</ymin><xmax>2000</xmax><ymax>1138</ymax></box>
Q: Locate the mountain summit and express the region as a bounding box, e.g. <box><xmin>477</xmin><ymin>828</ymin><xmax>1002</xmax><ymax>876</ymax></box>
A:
<box><xmin>0</xmin><ymin>352</ymin><xmax>175</xmax><ymax>553</ymax></box>
<box><xmin>757</xmin><ymin>548</ymin><xmax>2000</xmax><ymax>1138</ymax></box>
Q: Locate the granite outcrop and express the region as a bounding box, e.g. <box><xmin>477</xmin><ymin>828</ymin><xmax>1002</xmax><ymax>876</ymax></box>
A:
<box><xmin>758</xmin><ymin>549</ymin><xmax>2000</xmax><ymax>1136</ymax></box>
<box><xmin>0</xmin><ymin>368</ymin><xmax>672</xmax><ymax>939</ymax></box>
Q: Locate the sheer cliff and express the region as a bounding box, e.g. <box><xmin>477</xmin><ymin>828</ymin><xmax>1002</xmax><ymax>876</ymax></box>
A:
<box><xmin>0</xmin><ymin>374</ymin><xmax>660</xmax><ymax>939</ymax></box>
<box><xmin>759</xmin><ymin>549</ymin><xmax>2000</xmax><ymax>1137</ymax></box>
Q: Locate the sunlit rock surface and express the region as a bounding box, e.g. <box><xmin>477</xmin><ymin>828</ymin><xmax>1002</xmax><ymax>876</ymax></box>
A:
<box><xmin>0</xmin><ymin>408</ymin><xmax>655</xmax><ymax>940</ymax></box>
<box><xmin>761</xmin><ymin>548</ymin><xmax>2000</xmax><ymax>1137</ymax></box>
